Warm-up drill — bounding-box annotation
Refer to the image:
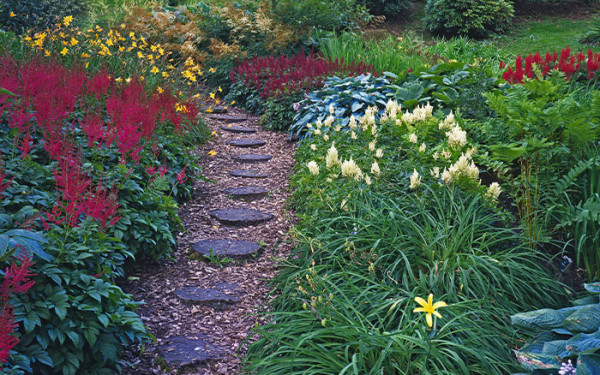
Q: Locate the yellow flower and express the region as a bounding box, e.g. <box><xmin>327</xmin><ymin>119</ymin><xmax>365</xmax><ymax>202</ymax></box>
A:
<box><xmin>115</xmin><ymin>77</ymin><xmax>123</xmax><ymax>82</ymax></box>
<box><xmin>208</xmin><ymin>150</ymin><xmax>217</xmax><ymax>157</ymax></box>
<box><xmin>209</xmin><ymin>92</ymin><xmax>215</xmax><ymax>99</ymax></box>
<box><xmin>230</xmin><ymin>100</ymin><xmax>236</xmax><ymax>105</ymax></box>
<box><xmin>10</xmin><ymin>11</ymin><xmax>16</xmax><ymax>18</ymax></box>
<box><xmin>120</xmin><ymin>23</ymin><xmax>126</xmax><ymax>29</ymax></box>
<box><xmin>150</xmin><ymin>66</ymin><xmax>159</xmax><ymax>75</ymax></box>
<box><xmin>218</xmin><ymin>86</ymin><xmax>222</xmax><ymax>92</ymax></box>
<box><xmin>63</xmin><ymin>16</ymin><xmax>73</xmax><ymax>27</ymax></box>
<box><xmin>81</xmin><ymin>52</ymin><xmax>90</xmax><ymax>58</ymax></box>
<box><xmin>137</xmin><ymin>51</ymin><xmax>143</xmax><ymax>59</ymax></box>
<box><xmin>413</xmin><ymin>294</ymin><xmax>447</xmax><ymax>328</ymax></box>
<box><xmin>60</xmin><ymin>47</ymin><xmax>68</xmax><ymax>56</ymax></box>
<box><xmin>157</xmin><ymin>87</ymin><xmax>163</xmax><ymax>94</ymax></box>
<box><xmin>70</xmin><ymin>37</ymin><xmax>78</xmax><ymax>46</ymax></box>
<box><xmin>44</xmin><ymin>49</ymin><xmax>51</xmax><ymax>57</ymax></box>
<box><xmin>208</xmin><ymin>67</ymin><xmax>217</xmax><ymax>73</ymax></box>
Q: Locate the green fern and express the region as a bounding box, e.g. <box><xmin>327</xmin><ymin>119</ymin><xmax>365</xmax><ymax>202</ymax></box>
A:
<box><xmin>581</xmin><ymin>16</ymin><xmax>600</xmax><ymax>45</ymax></box>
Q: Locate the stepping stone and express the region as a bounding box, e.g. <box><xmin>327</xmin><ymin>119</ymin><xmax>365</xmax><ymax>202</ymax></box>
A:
<box><xmin>219</xmin><ymin>125</ymin><xmax>256</xmax><ymax>134</ymax></box>
<box><xmin>210</xmin><ymin>114</ymin><xmax>247</xmax><ymax>123</ymax></box>
<box><xmin>158</xmin><ymin>335</ymin><xmax>224</xmax><ymax>368</ymax></box>
<box><xmin>222</xmin><ymin>186</ymin><xmax>268</xmax><ymax>200</ymax></box>
<box><xmin>209</xmin><ymin>208</ymin><xmax>273</xmax><ymax>226</ymax></box>
<box><xmin>230</xmin><ymin>169</ymin><xmax>269</xmax><ymax>179</ymax></box>
<box><xmin>226</xmin><ymin>139</ymin><xmax>266</xmax><ymax>148</ymax></box>
<box><xmin>233</xmin><ymin>154</ymin><xmax>272</xmax><ymax>163</ymax></box>
<box><xmin>206</xmin><ymin>106</ymin><xmax>227</xmax><ymax>114</ymax></box>
<box><xmin>174</xmin><ymin>287</ymin><xmax>240</xmax><ymax>309</ymax></box>
<box><xmin>192</xmin><ymin>239</ymin><xmax>261</xmax><ymax>258</ymax></box>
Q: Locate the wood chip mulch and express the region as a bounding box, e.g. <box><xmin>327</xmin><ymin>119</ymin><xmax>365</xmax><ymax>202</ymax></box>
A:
<box><xmin>120</xmin><ymin>108</ymin><xmax>297</xmax><ymax>374</ymax></box>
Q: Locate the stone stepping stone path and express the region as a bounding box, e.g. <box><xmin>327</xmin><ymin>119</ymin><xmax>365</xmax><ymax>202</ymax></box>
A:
<box><xmin>210</xmin><ymin>114</ymin><xmax>248</xmax><ymax>122</ymax></box>
<box><xmin>192</xmin><ymin>239</ymin><xmax>262</xmax><ymax>259</ymax></box>
<box><xmin>121</xmin><ymin>108</ymin><xmax>295</xmax><ymax>375</ymax></box>
<box><xmin>209</xmin><ymin>208</ymin><xmax>273</xmax><ymax>226</ymax></box>
<box><xmin>219</xmin><ymin>125</ymin><xmax>257</xmax><ymax>134</ymax></box>
<box><xmin>207</xmin><ymin>106</ymin><xmax>227</xmax><ymax>114</ymax></box>
<box><xmin>226</xmin><ymin>139</ymin><xmax>266</xmax><ymax>148</ymax></box>
<box><xmin>233</xmin><ymin>153</ymin><xmax>272</xmax><ymax>163</ymax></box>
<box><xmin>230</xmin><ymin>169</ymin><xmax>269</xmax><ymax>179</ymax></box>
<box><xmin>158</xmin><ymin>336</ymin><xmax>224</xmax><ymax>368</ymax></box>
<box><xmin>223</xmin><ymin>186</ymin><xmax>268</xmax><ymax>200</ymax></box>
<box><xmin>174</xmin><ymin>286</ymin><xmax>241</xmax><ymax>309</ymax></box>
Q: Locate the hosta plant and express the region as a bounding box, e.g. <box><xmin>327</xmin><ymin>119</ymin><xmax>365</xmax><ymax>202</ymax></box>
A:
<box><xmin>511</xmin><ymin>282</ymin><xmax>600</xmax><ymax>374</ymax></box>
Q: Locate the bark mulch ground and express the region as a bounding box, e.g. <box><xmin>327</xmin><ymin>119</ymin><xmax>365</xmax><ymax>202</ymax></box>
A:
<box><xmin>120</xmin><ymin>108</ymin><xmax>296</xmax><ymax>374</ymax></box>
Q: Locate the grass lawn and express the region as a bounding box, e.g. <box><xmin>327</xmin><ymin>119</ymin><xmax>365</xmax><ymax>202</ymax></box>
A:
<box><xmin>496</xmin><ymin>16</ymin><xmax>599</xmax><ymax>57</ymax></box>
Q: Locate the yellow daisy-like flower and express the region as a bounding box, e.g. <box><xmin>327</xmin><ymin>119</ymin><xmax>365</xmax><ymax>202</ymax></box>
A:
<box><xmin>63</xmin><ymin>16</ymin><xmax>73</xmax><ymax>27</ymax></box>
<box><xmin>413</xmin><ymin>294</ymin><xmax>447</xmax><ymax>328</ymax></box>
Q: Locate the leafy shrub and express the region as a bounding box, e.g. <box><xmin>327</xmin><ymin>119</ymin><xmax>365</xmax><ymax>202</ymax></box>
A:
<box><xmin>0</xmin><ymin>0</ymin><xmax>85</xmax><ymax>34</ymax></box>
<box><xmin>357</xmin><ymin>0</ymin><xmax>412</xmax><ymax>16</ymax></box>
<box><xmin>270</xmin><ymin>0</ymin><xmax>358</xmax><ymax>32</ymax></box>
<box><xmin>260</xmin><ymin>93</ymin><xmax>303</xmax><ymax>131</ymax></box>
<box><xmin>423</xmin><ymin>0</ymin><xmax>514</xmax><ymax>39</ymax></box>
<box><xmin>500</xmin><ymin>48</ymin><xmax>600</xmax><ymax>83</ymax></box>
<box><xmin>510</xmin><ymin>282</ymin><xmax>600</xmax><ymax>374</ymax></box>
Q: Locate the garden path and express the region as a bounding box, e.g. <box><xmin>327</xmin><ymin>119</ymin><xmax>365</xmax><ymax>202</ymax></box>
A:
<box><xmin>121</xmin><ymin>108</ymin><xmax>296</xmax><ymax>374</ymax></box>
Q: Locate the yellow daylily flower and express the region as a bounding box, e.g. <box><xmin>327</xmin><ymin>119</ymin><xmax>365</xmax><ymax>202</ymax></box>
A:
<box><xmin>10</xmin><ymin>11</ymin><xmax>16</xmax><ymax>18</ymax></box>
<box><xmin>63</xmin><ymin>16</ymin><xmax>73</xmax><ymax>26</ymax></box>
<box><xmin>150</xmin><ymin>66</ymin><xmax>159</xmax><ymax>75</ymax></box>
<box><xmin>413</xmin><ymin>294</ymin><xmax>447</xmax><ymax>328</ymax></box>
<box><xmin>208</xmin><ymin>150</ymin><xmax>217</xmax><ymax>157</ymax></box>
<box><xmin>60</xmin><ymin>47</ymin><xmax>68</xmax><ymax>56</ymax></box>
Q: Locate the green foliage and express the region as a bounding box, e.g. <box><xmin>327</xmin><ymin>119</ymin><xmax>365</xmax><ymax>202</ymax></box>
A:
<box><xmin>511</xmin><ymin>282</ymin><xmax>600</xmax><ymax>373</ymax></box>
<box><xmin>6</xmin><ymin>223</ymin><xmax>149</xmax><ymax>374</ymax></box>
<box><xmin>357</xmin><ymin>0</ymin><xmax>412</xmax><ymax>16</ymax></box>
<box><xmin>423</xmin><ymin>0</ymin><xmax>514</xmax><ymax>39</ymax></box>
<box><xmin>483</xmin><ymin>79</ymin><xmax>600</xmax><ymax>249</ymax></box>
<box><xmin>581</xmin><ymin>16</ymin><xmax>600</xmax><ymax>45</ymax></box>
<box><xmin>260</xmin><ymin>94</ymin><xmax>303</xmax><ymax>132</ymax></box>
<box><xmin>0</xmin><ymin>0</ymin><xmax>86</xmax><ymax>34</ymax></box>
<box><xmin>270</xmin><ymin>0</ymin><xmax>357</xmax><ymax>32</ymax></box>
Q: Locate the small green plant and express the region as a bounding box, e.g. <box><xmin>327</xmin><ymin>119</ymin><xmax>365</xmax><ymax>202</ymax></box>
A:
<box><xmin>511</xmin><ymin>282</ymin><xmax>600</xmax><ymax>374</ymax></box>
<box><xmin>204</xmin><ymin>250</ymin><xmax>234</xmax><ymax>268</ymax></box>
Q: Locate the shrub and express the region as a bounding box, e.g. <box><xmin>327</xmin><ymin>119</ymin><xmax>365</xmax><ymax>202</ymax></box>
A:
<box><xmin>357</xmin><ymin>0</ymin><xmax>412</xmax><ymax>17</ymax></box>
<box><xmin>270</xmin><ymin>0</ymin><xmax>358</xmax><ymax>32</ymax></box>
<box><xmin>423</xmin><ymin>0</ymin><xmax>514</xmax><ymax>39</ymax></box>
<box><xmin>0</xmin><ymin>0</ymin><xmax>86</xmax><ymax>34</ymax></box>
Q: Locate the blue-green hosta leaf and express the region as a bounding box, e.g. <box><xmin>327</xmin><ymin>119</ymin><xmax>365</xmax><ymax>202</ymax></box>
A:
<box><xmin>574</xmin><ymin>297</ymin><xmax>600</xmax><ymax>306</ymax></box>
<box><xmin>511</xmin><ymin>308</ymin><xmax>564</xmax><ymax>332</ymax></box>
<box><xmin>541</xmin><ymin>340</ymin><xmax>568</xmax><ymax>356</ymax></box>
<box><xmin>522</xmin><ymin>332</ymin><xmax>561</xmax><ymax>354</ymax></box>
<box><xmin>564</xmin><ymin>305</ymin><xmax>600</xmax><ymax>333</ymax></box>
<box><xmin>351</xmin><ymin>101</ymin><xmax>363</xmax><ymax>113</ymax></box>
<box><xmin>513</xmin><ymin>351</ymin><xmax>561</xmax><ymax>370</ymax></box>
<box><xmin>585</xmin><ymin>282</ymin><xmax>600</xmax><ymax>294</ymax></box>
<box><xmin>577</xmin><ymin>353</ymin><xmax>600</xmax><ymax>375</ymax></box>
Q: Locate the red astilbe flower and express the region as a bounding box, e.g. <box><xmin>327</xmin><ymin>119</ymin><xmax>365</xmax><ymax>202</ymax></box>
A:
<box><xmin>42</xmin><ymin>156</ymin><xmax>121</xmax><ymax>229</ymax></box>
<box><xmin>231</xmin><ymin>52</ymin><xmax>378</xmax><ymax>99</ymax></box>
<box><xmin>0</xmin><ymin>254</ymin><xmax>35</xmax><ymax>367</ymax></box>
<box><xmin>502</xmin><ymin>47</ymin><xmax>600</xmax><ymax>83</ymax></box>
<box><xmin>176</xmin><ymin>165</ymin><xmax>188</xmax><ymax>185</ymax></box>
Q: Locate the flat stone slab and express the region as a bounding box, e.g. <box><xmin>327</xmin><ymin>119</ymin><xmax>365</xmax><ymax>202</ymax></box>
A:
<box><xmin>206</xmin><ymin>106</ymin><xmax>227</xmax><ymax>114</ymax></box>
<box><xmin>219</xmin><ymin>125</ymin><xmax>256</xmax><ymax>134</ymax></box>
<box><xmin>210</xmin><ymin>114</ymin><xmax>247</xmax><ymax>122</ymax></box>
<box><xmin>233</xmin><ymin>154</ymin><xmax>272</xmax><ymax>163</ymax></box>
<box><xmin>158</xmin><ymin>336</ymin><xmax>224</xmax><ymax>368</ymax></box>
<box><xmin>192</xmin><ymin>239</ymin><xmax>261</xmax><ymax>258</ymax></box>
<box><xmin>174</xmin><ymin>287</ymin><xmax>241</xmax><ymax>308</ymax></box>
<box><xmin>229</xmin><ymin>169</ymin><xmax>269</xmax><ymax>179</ymax></box>
<box><xmin>209</xmin><ymin>208</ymin><xmax>273</xmax><ymax>226</ymax></box>
<box><xmin>222</xmin><ymin>186</ymin><xmax>268</xmax><ymax>200</ymax></box>
<box><xmin>225</xmin><ymin>139</ymin><xmax>266</xmax><ymax>148</ymax></box>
